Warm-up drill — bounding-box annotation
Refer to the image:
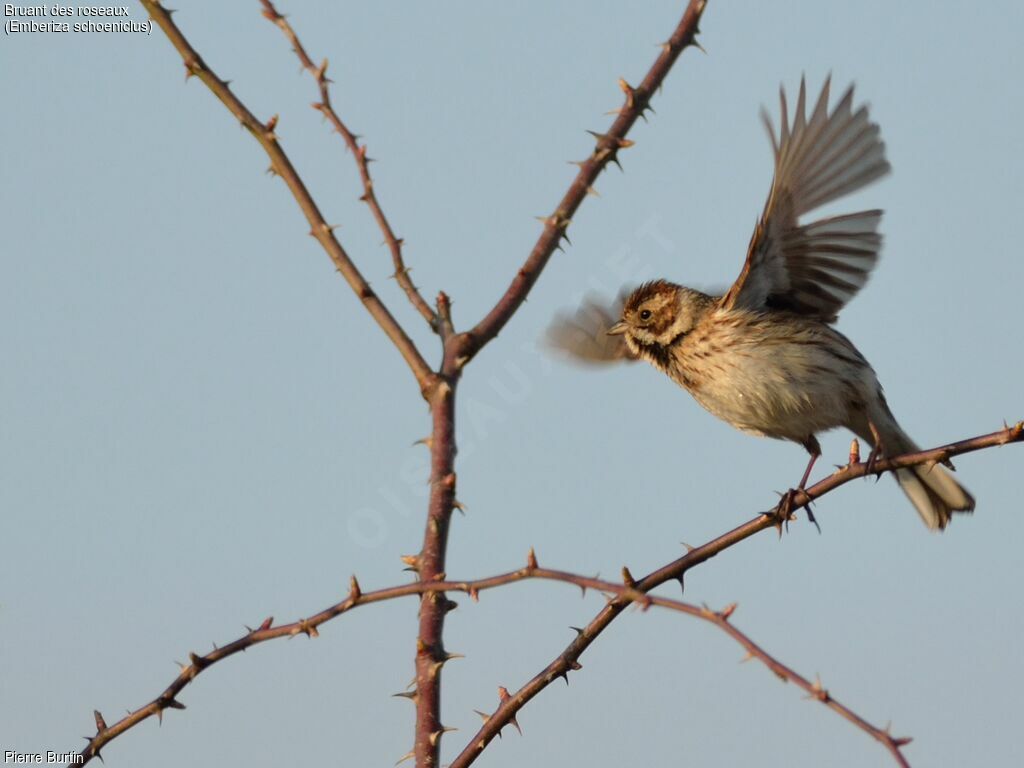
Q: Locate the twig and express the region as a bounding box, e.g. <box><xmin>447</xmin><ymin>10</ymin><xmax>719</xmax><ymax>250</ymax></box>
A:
<box><xmin>70</xmin><ymin>422</ymin><xmax>1020</xmax><ymax>765</ymax></box>
<box><xmin>447</xmin><ymin>421</ymin><xmax>1023</xmax><ymax>768</ymax></box>
<box><xmin>138</xmin><ymin>0</ymin><xmax>435</xmax><ymax>393</ymax></box>
<box><xmin>452</xmin><ymin>0</ymin><xmax>708</xmax><ymax>367</ymax></box>
<box><xmin>258</xmin><ymin>1</ymin><xmax>438</xmax><ymax>331</ymax></box>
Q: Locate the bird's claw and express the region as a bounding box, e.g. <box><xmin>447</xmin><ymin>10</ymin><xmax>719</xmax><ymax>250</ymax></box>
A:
<box><xmin>772</xmin><ymin>488</ymin><xmax>820</xmax><ymax>535</ymax></box>
<box><xmin>772</xmin><ymin>490</ymin><xmax>798</xmax><ymax>536</ymax></box>
<box><xmin>864</xmin><ymin>445</ymin><xmax>885</xmax><ymax>481</ymax></box>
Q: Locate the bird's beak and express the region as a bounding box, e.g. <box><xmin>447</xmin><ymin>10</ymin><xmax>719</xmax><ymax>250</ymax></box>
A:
<box><xmin>606</xmin><ymin>321</ymin><xmax>628</xmax><ymax>336</ymax></box>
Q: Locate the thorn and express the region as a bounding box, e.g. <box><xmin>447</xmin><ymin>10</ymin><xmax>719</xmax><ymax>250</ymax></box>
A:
<box><xmin>526</xmin><ymin>547</ymin><xmax>538</xmax><ymax>570</ymax></box>
<box><xmin>681</xmin><ymin>541</ymin><xmax>696</xmax><ymax>552</ymax></box>
<box><xmin>259</xmin><ymin>617</ymin><xmax>273</xmax><ymax>631</ymax></box>
<box><xmin>452</xmin><ymin>499</ymin><xmax>467</xmax><ymax>515</ymax></box>
<box><xmin>358</xmin><ymin>145</ymin><xmax>376</xmax><ymax>164</ymax></box>
<box><xmin>739</xmin><ymin>651</ymin><xmax>755</xmax><ymax>664</ymax></box>
<box><xmin>265</xmin><ymin>164</ymin><xmax>278</xmax><ymax>177</ymax></box>
<box><xmin>496</xmin><ymin>687</ymin><xmax>522</xmax><ymax>735</ymax></box>
<box><xmin>412</xmin><ymin>436</ymin><xmax>433</xmax><ymax>449</ymax></box>
<box><xmin>297</xmin><ymin>618</ymin><xmax>319</xmax><ymax>638</ymax></box>
<box><xmin>567</xmin><ymin>159</ymin><xmax>587</xmax><ymax>168</ymax></box>
<box><xmin>400</xmin><ymin>554</ymin><xmax>420</xmax><ymax>571</ymax></box>
<box><xmin>892</xmin><ymin>736</ymin><xmax>914</xmax><ymax>748</ymax></box>
<box><xmin>349</xmin><ymin>574</ymin><xmax>362</xmax><ymax>601</ymax></box>
<box><xmin>675</xmin><ymin>574</ymin><xmax>685</xmax><ymax>594</ymax></box>
<box><xmin>440</xmin><ymin>597</ymin><xmax>459</xmax><ymax>613</ymax></box>
<box><xmin>690</xmin><ymin>38</ymin><xmax>707</xmax><ymax>55</ymax></box>
<box><xmin>429</xmin><ymin>726</ymin><xmax>457</xmax><ymax>745</ymax></box>
<box><xmin>805</xmin><ymin>674</ymin><xmax>829</xmax><ymax>702</ymax></box>
<box><xmin>395</xmin><ymin>750</ymin><xmax>414</xmax><ymax>766</ymax></box>
<box><xmin>719</xmin><ymin>602</ymin><xmax>738</xmax><ymax>621</ymax></box>
<box><xmin>473</xmin><ymin>709</ymin><xmax>490</xmax><ymax>723</ymax></box>
<box><xmin>392</xmin><ymin>689</ymin><xmax>417</xmax><ymax>701</ymax></box>
<box><xmin>617</xmin><ymin>77</ymin><xmax>637</xmax><ymax>110</ymax></box>
<box><xmin>468</xmin><ymin>587</ymin><xmax>479</xmax><ymax>602</ymax></box>
<box><xmin>621</xmin><ymin>566</ymin><xmax>636</xmax><ymax>587</ymax></box>
<box><xmin>570</xmin><ymin>661</ymin><xmax>582</xmax><ymax>671</ymax></box>
<box><xmin>586</xmin><ymin>130</ymin><xmax>635</xmax><ymax>149</ymax></box>
<box><xmin>586</xmin><ymin>185</ymin><xmax>600</xmax><ymax>197</ymax></box>
<box><xmin>314</xmin><ymin>58</ymin><xmax>329</xmax><ymax>82</ymax></box>
<box><xmin>569</xmin><ymin>626</ymin><xmax>584</xmax><ymax>637</ymax></box>
<box><xmin>264</xmin><ymin>113</ymin><xmax>279</xmax><ymax>135</ymax></box>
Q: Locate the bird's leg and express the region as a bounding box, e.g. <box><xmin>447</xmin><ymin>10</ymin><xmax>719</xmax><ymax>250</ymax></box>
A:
<box><xmin>775</xmin><ymin>436</ymin><xmax>822</xmax><ymax>534</ymax></box>
<box><xmin>865</xmin><ymin>419</ymin><xmax>885</xmax><ymax>478</ymax></box>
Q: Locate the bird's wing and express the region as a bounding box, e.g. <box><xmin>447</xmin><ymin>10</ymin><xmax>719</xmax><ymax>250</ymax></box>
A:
<box><xmin>720</xmin><ymin>77</ymin><xmax>890</xmax><ymax>321</ymax></box>
<box><xmin>545</xmin><ymin>291</ymin><xmax>639</xmax><ymax>365</ymax></box>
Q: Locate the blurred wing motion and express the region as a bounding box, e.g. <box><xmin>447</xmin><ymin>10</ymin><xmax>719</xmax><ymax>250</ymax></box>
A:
<box><xmin>545</xmin><ymin>291</ymin><xmax>639</xmax><ymax>365</ymax></box>
<box><xmin>721</xmin><ymin>77</ymin><xmax>891</xmax><ymax>321</ymax></box>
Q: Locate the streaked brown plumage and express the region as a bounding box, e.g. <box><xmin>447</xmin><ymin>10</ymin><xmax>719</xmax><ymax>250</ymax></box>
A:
<box><xmin>547</xmin><ymin>77</ymin><xmax>974</xmax><ymax>530</ymax></box>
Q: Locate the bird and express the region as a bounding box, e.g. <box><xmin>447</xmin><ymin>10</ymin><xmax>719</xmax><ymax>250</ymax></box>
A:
<box><xmin>546</xmin><ymin>77</ymin><xmax>974</xmax><ymax>530</ymax></box>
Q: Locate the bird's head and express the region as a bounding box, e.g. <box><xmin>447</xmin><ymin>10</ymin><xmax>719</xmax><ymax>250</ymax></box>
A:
<box><xmin>608</xmin><ymin>280</ymin><xmax>711</xmax><ymax>354</ymax></box>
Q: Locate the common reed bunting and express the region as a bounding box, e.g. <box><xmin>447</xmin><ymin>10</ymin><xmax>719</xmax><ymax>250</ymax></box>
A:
<box><xmin>547</xmin><ymin>78</ymin><xmax>974</xmax><ymax>529</ymax></box>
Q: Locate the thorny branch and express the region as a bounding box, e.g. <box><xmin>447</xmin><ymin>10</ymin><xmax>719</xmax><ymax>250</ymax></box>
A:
<box><xmin>71</xmin><ymin>422</ymin><xmax>1022</xmax><ymax>765</ymax></box>
<box><xmin>137</xmin><ymin>0</ymin><xmax>435</xmax><ymax>392</ymax></box>
<box><xmin>257</xmin><ymin>0</ymin><xmax>438</xmax><ymax>331</ymax></box>
<box><xmin>457</xmin><ymin>0</ymin><xmax>708</xmax><ymax>366</ymax></box>
<box><xmin>448</xmin><ymin>422</ymin><xmax>1024</xmax><ymax>768</ymax></box>
<box><xmin>77</xmin><ymin>2</ymin><xmax>1012</xmax><ymax>767</ymax></box>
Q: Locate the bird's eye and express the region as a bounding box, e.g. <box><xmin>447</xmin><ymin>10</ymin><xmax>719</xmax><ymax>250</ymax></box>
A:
<box><xmin>639</xmin><ymin>309</ymin><xmax>652</xmax><ymax>322</ymax></box>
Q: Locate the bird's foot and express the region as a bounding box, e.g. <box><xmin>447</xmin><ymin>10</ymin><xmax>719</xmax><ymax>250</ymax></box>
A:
<box><xmin>773</xmin><ymin>488</ymin><xmax>820</xmax><ymax>536</ymax></box>
<box><xmin>865</xmin><ymin>421</ymin><xmax>887</xmax><ymax>480</ymax></box>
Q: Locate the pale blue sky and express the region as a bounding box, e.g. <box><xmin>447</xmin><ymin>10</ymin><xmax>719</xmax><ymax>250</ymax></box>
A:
<box><xmin>2</xmin><ymin>2</ymin><xmax>1022</xmax><ymax>766</ymax></box>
